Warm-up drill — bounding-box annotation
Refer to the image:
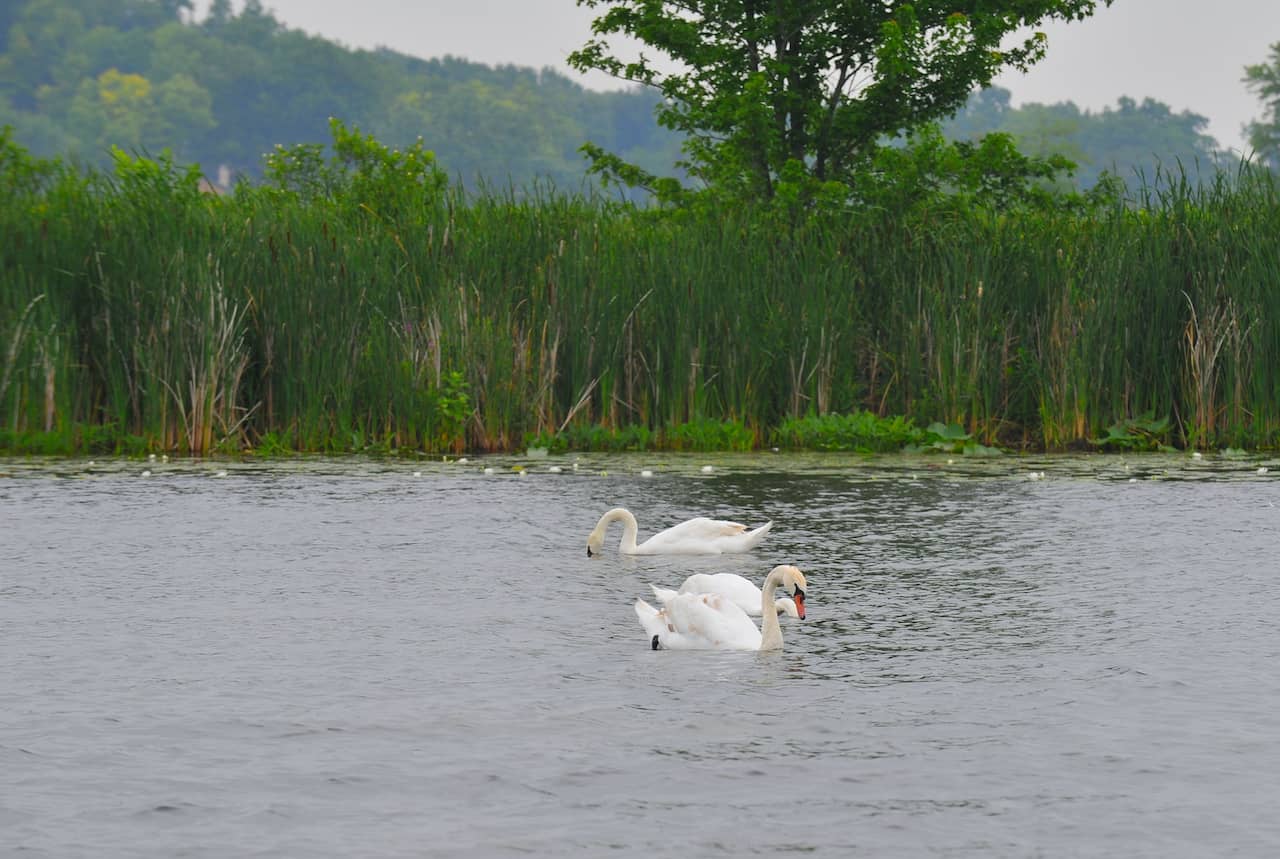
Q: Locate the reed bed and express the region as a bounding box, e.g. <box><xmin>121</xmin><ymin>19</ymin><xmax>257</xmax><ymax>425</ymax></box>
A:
<box><xmin>3</xmin><ymin>132</ymin><xmax>1279</xmax><ymax>454</ymax></box>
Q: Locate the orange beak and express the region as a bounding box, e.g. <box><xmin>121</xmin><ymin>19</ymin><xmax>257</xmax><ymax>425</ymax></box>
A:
<box><xmin>793</xmin><ymin>592</ymin><xmax>805</xmax><ymax>619</ymax></box>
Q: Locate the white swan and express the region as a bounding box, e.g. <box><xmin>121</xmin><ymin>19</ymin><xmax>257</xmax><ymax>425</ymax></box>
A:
<box><xmin>634</xmin><ymin>565</ymin><xmax>807</xmax><ymax>651</ymax></box>
<box><xmin>650</xmin><ymin>573</ymin><xmax>801</xmax><ymax>618</ymax></box>
<box><xmin>586</xmin><ymin>507</ymin><xmax>772</xmax><ymax>556</ymax></box>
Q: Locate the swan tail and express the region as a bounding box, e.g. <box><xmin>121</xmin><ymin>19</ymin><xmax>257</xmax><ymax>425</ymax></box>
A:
<box><xmin>634</xmin><ymin>599</ymin><xmax>668</xmax><ymax>642</ymax></box>
<box><xmin>649</xmin><ymin>585</ymin><xmax>680</xmax><ymax>604</ymax></box>
<box><xmin>738</xmin><ymin>520</ymin><xmax>773</xmax><ymax>550</ymax></box>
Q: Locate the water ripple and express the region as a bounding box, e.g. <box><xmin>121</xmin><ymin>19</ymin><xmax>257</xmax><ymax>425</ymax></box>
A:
<box><xmin>3</xmin><ymin>453</ymin><xmax>1280</xmax><ymax>857</ymax></box>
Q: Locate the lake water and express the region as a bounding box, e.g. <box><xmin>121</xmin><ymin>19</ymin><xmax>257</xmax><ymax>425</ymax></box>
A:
<box><xmin>3</xmin><ymin>451</ymin><xmax>1279</xmax><ymax>857</ymax></box>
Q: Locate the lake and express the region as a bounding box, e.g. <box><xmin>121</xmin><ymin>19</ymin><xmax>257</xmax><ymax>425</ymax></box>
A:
<box><xmin>3</xmin><ymin>451</ymin><xmax>1279</xmax><ymax>857</ymax></box>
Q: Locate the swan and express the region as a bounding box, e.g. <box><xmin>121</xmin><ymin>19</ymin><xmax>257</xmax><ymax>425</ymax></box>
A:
<box><xmin>586</xmin><ymin>507</ymin><xmax>772</xmax><ymax>556</ymax></box>
<box><xmin>634</xmin><ymin>564</ymin><xmax>807</xmax><ymax>651</ymax></box>
<box><xmin>650</xmin><ymin>573</ymin><xmax>801</xmax><ymax>617</ymax></box>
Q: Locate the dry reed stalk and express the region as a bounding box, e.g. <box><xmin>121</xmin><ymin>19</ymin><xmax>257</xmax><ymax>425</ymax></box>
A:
<box><xmin>533</xmin><ymin>321</ymin><xmax>561</xmax><ymax>434</ymax></box>
<box><xmin>1182</xmin><ymin>290</ymin><xmax>1245</xmax><ymax>448</ymax></box>
<box><xmin>0</xmin><ymin>295</ymin><xmax>46</xmax><ymax>417</ymax></box>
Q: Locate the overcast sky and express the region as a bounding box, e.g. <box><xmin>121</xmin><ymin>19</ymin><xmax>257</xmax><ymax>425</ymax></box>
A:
<box><xmin>197</xmin><ymin>0</ymin><xmax>1280</xmax><ymax>154</ymax></box>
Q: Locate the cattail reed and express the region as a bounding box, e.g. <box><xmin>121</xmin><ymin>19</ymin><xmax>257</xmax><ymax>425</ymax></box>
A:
<box><xmin>2</xmin><ymin>128</ymin><xmax>1279</xmax><ymax>454</ymax></box>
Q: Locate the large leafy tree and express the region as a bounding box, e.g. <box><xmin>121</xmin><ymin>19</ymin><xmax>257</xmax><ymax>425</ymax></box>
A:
<box><xmin>1244</xmin><ymin>42</ymin><xmax>1280</xmax><ymax>168</ymax></box>
<box><xmin>568</xmin><ymin>0</ymin><xmax>1113</xmax><ymax>201</ymax></box>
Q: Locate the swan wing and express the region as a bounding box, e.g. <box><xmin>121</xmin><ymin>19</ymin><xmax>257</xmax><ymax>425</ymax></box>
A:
<box><xmin>634</xmin><ymin>517</ymin><xmax>773</xmax><ymax>555</ymax></box>
<box><xmin>709</xmin><ymin>520</ymin><xmax>773</xmax><ymax>553</ymax></box>
<box><xmin>677</xmin><ymin>573</ymin><xmax>764</xmax><ymax>614</ymax></box>
<box><xmin>658</xmin><ymin>593</ymin><xmax>762</xmax><ymax>650</ymax></box>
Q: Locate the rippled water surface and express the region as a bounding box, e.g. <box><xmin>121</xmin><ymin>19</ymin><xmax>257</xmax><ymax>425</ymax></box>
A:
<box><xmin>4</xmin><ymin>451</ymin><xmax>1280</xmax><ymax>857</ymax></box>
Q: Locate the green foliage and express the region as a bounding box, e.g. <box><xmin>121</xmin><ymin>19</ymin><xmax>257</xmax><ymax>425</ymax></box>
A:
<box><xmin>107</xmin><ymin>143</ymin><xmax>202</xmax><ymax>206</ymax></box>
<box><xmin>0</xmin><ymin>0</ymin><xmax>682</xmax><ymax>192</ymax></box>
<box><xmin>570</xmin><ymin>0</ymin><xmax>1113</xmax><ymax>207</ymax></box>
<box><xmin>250</xmin><ymin>431</ymin><xmax>291</xmax><ymax>457</ymax></box>
<box><xmin>4</xmin><ymin>128</ymin><xmax>1280</xmax><ymax>456</ymax></box>
<box><xmin>433</xmin><ymin>370</ymin><xmax>471</xmax><ymax>452</ymax></box>
<box><xmin>0</xmin><ymin>124</ymin><xmax>61</xmax><ymax>195</ymax></box>
<box><xmin>1244</xmin><ymin>42</ymin><xmax>1280</xmax><ymax>169</ymax></box>
<box><xmin>664</xmin><ymin>419</ymin><xmax>756</xmax><ymax>452</ymax></box>
<box><xmin>945</xmin><ymin>87</ymin><xmax>1223</xmax><ymax>191</ymax></box>
<box><xmin>863</xmin><ymin>124</ymin><xmax>1077</xmax><ymax>213</ymax></box>
<box><xmin>774</xmin><ymin>412</ymin><xmax>925</xmax><ymax>453</ymax></box>
<box><xmin>530</xmin><ymin>418</ymin><xmax>752</xmax><ymax>452</ymax></box>
<box><xmin>528</xmin><ymin>424</ymin><xmax>656</xmax><ymax>453</ymax></box>
<box><xmin>264</xmin><ymin>117</ymin><xmax>448</xmax><ymax>218</ymax></box>
<box><xmin>912</xmin><ymin>422</ymin><xmax>1003</xmax><ymax>456</ymax></box>
<box><xmin>0</xmin><ymin>421</ymin><xmax>147</xmax><ymax>455</ymax></box>
<box><xmin>1089</xmin><ymin>413</ymin><xmax>1174</xmax><ymax>452</ymax></box>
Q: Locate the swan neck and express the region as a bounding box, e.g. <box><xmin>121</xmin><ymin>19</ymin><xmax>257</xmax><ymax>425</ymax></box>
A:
<box><xmin>759</xmin><ymin>569</ymin><xmax>784</xmax><ymax>650</ymax></box>
<box><xmin>607</xmin><ymin>507</ymin><xmax>640</xmax><ymax>552</ymax></box>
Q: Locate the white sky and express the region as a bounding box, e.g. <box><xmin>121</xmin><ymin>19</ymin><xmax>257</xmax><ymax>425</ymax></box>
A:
<box><xmin>196</xmin><ymin>0</ymin><xmax>1280</xmax><ymax>154</ymax></box>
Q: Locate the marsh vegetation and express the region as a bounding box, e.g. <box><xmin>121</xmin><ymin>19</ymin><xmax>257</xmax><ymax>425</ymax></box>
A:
<box><xmin>2</xmin><ymin>125</ymin><xmax>1279</xmax><ymax>456</ymax></box>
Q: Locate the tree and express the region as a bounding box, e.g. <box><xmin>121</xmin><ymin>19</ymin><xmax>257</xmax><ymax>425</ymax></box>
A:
<box><xmin>943</xmin><ymin>87</ymin><xmax>1223</xmax><ymax>190</ymax></box>
<box><xmin>1244</xmin><ymin>42</ymin><xmax>1280</xmax><ymax>168</ymax></box>
<box><xmin>0</xmin><ymin>0</ymin><xmax>684</xmax><ymax>186</ymax></box>
<box><xmin>202</xmin><ymin>0</ymin><xmax>233</xmax><ymax>30</ymax></box>
<box><xmin>67</xmin><ymin>68</ymin><xmax>154</xmax><ymax>152</ymax></box>
<box><xmin>568</xmin><ymin>0</ymin><xmax>1113</xmax><ymax>203</ymax></box>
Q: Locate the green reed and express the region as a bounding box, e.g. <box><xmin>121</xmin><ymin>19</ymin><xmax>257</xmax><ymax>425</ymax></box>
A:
<box><xmin>3</xmin><ymin>128</ymin><xmax>1279</xmax><ymax>454</ymax></box>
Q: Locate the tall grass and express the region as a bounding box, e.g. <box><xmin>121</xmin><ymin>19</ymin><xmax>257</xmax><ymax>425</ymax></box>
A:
<box><xmin>3</xmin><ymin>126</ymin><xmax>1279</xmax><ymax>454</ymax></box>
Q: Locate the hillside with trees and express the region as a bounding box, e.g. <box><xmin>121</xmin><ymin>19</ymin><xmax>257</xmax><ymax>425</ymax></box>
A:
<box><xmin>0</xmin><ymin>0</ymin><xmax>1251</xmax><ymax>194</ymax></box>
<box><xmin>0</xmin><ymin>0</ymin><xmax>680</xmax><ymax>189</ymax></box>
<box><xmin>1245</xmin><ymin>42</ymin><xmax>1280</xmax><ymax>169</ymax></box>
<box><xmin>943</xmin><ymin>87</ymin><xmax>1224</xmax><ymax>190</ymax></box>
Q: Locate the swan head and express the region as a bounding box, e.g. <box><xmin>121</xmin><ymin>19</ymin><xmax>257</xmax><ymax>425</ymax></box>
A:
<box><xmin>772</xmin><ymin>564</ymin><xmax>807</xmax><ymax>619</ymax></box>
<box><xmin>586</xmin><ymin>507</ymin><xmax>630</xmax><ymax>557</ymax></box>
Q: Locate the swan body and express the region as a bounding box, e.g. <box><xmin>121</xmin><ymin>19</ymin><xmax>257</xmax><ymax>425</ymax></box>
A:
<box><xmin>635</xmin><ymin>565</ymin><xmax>807</xmax><ymax>651</ymax></box>
<box><xmin>650</xmin><ymin>573</ymin><xmax>800</xmax><ymax>618</ymax></box>
<box><xmin>586</xmin><ymin>507</ymin><xmax>772</xmax><ymax>556</ymax></box>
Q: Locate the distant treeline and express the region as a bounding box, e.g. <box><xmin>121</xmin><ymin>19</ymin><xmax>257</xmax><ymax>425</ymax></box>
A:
<box><xmin>2</xmin><ymin>126</ymin><xmax>1278</xmax><ymax>455</ymax></box>
<box><xmin>0</xmin><ymin>0</ymin><xmax>1234</xmax><ymax>193</ymax></box>
<box><xmin>0</xmin><ymin>0</ymin><xmax>681</xmax><ymax>190</ymax></box>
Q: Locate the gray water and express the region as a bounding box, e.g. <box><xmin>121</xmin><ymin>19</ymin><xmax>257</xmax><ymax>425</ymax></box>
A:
<box><xmin>3</xmin><ymin>451</ymin><xmax>1280</xmax><ymax>857</ymax></box>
